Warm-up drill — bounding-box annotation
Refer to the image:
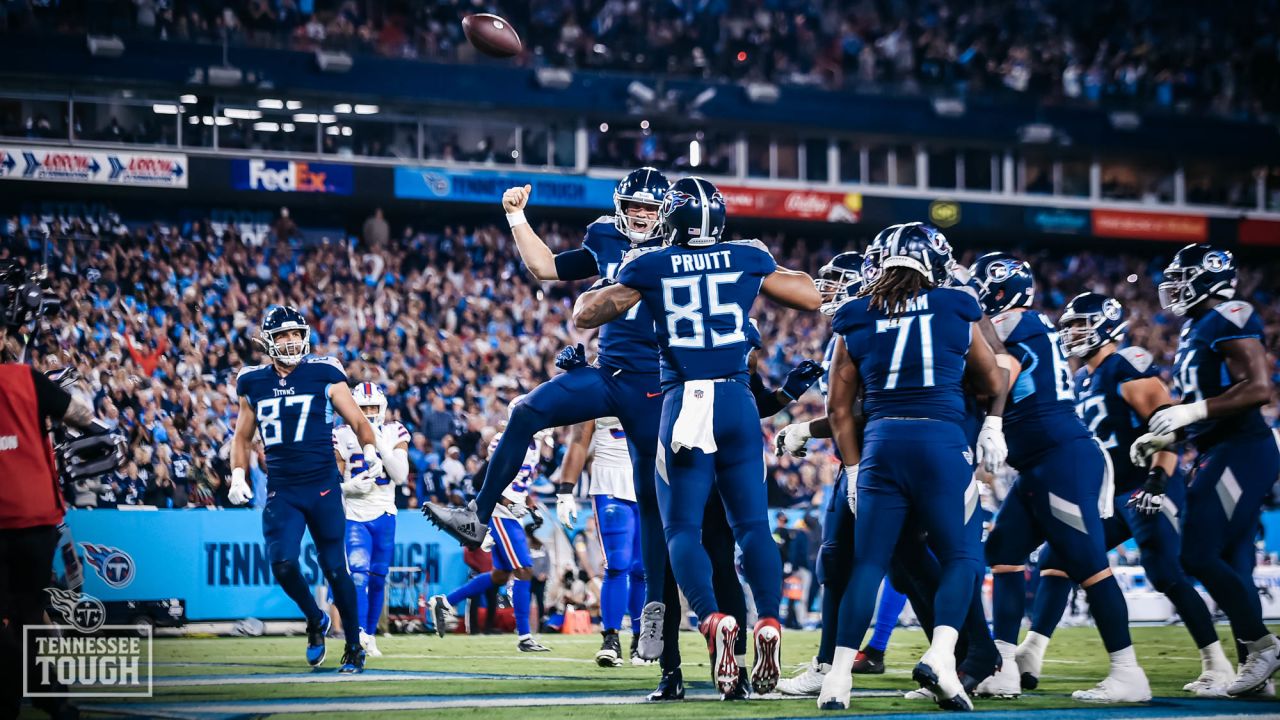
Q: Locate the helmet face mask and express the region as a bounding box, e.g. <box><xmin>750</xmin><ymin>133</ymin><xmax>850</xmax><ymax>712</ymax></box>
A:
<box><xmin>818</xmin><ymin>251</ymin><xmax>864</xmax><ymax>316</ymax></box>
<box><xmin>1058</xmin><ymin>292</ymin><xmax>1127</xmax><ymax>358</ymax></box>
<box><xmin>614</xmin><ymin>167</ymin><xmax>670</xmax><ymax>244</ymax></box>
<box><xmin>266</xmin><ymin>327</ymin><xmax>309</xmax><ymax>366</ymax></box>
<box><xmin>1158</xmin><ymin>245</ymin><xmax>1236</xmax><ymax>317</ymax></box>
<box><xmin>352</xmin><ymin>382</ymin><xmax>388</xmax><ymax>426</ymax></box>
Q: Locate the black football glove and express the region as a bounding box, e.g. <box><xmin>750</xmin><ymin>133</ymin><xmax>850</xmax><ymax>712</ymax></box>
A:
<box><xmin>1127</xmin><ymin>465</ymin><xmax>1170</xmax><ymax>515</ymax></box>
<box><xmin>780</xmin><ymin>360</ymin><xmax>824</xmax><ymax>401</ymax></box>
<box><xmin>527</xmin><ymin>507</ymin><xmax>544</xmax><ymax>530</ymax></box>
<box><xmin>555</xmin><ymin>343</ymin><xmax>588</xmax><ymax>371</ymax></box>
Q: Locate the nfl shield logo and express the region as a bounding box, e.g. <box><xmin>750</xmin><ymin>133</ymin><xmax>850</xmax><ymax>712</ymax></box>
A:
<box><xmin>693</xmin><ymin>389</ymin><xmax>704</xmax><ymax>399</ymax></box>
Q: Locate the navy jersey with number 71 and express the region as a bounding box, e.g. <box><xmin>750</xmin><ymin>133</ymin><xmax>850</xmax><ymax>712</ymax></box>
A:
<box><xmin>235</xmin><ymin>355</ymin><xmax>346</xmax><ymax>487</ymax></box>
<box><xmin>617</xmin><ymin>239</ymin><xmax>776</xmax><ymax>388</ymax></box>
<box><xmin>832</xmin><ymin>287</ymin><xmax>983</xmax><ymax>423</ymax></box>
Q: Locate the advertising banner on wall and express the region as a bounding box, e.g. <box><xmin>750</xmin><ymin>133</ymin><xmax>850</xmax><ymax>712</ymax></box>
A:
<box><xmin>1091</xmin><ymin>209</ymin><xmax>1207</xmax><ymax>242</ymax></box>
<box><xmin>65</xmin><ymin>510</ymin><xmax>465</xmax><ymax>621</ymax></box>
<box><xmin>717</xmin><ymin>185</ymin><xmax>861</xmax><ymax>222</ymax></box>
<box><xmin>0</xmin><ymin>146</ymin><xmax>187</xmax><ymax>188</ymax></box>
<box><xmin>231</xmin><ymin>159</ymin><xmax>353</xmax><ymax>195</ymax></box>
<box><xmin>395</xmin><ymin>166</ymin><xmax>616</xmax><ymax>208</ymax></box>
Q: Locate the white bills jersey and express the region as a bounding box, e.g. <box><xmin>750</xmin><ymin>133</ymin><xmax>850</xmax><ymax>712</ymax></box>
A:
<box><xmin>491</xmin><ymin>432</ymin><xmax>542</xmax><ymax>521</ymax></box>
<box><xmin>588</xmin><ymin>417</ymin><xmax>634</xmax><ymax>502</ymax></box>
<box><xmin>333</xmin><ymin>421</ymin><xmax>408</xmax><ymax>522</ymax></box>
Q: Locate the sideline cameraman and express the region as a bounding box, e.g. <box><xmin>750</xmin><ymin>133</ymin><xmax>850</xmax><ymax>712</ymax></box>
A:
<box><xmin>0</xmin><ymin>263</ymin><xmax>121</xmax><ymax>719</ymax></box>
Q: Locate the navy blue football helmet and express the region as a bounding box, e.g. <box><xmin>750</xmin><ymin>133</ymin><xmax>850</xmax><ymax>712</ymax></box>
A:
<box><xmin>817</xmin><ymin>251</ymin><xmax>864</xmax><ymax>316</ymax></box>
<box><xmin>880</xmin><ymin>223</ymin><xmax>954</xmax><ymax>287</ymax></box>
<box><xmin>861</xmin><ymin>224</ymin><xmax>902</xmax><ymax>287</ymax></box>
<box><xmin>614</xmin><ymin>167</ymin><xmax>669</xmax><ymax>244</ymax></box>
<box><xmin>969</xmin><ymin>252</ymin><xmax>1035</xmax><ymax>315</ymax></box>
<box><xmin>661</xmin><ymin>177</ymin><xmax>726</xmax><ymax>247</ymax></box>
<box><xmin>1059</xmin><ymin>292</ymin><xmax>1128</xmax><ymax>358</ymax></box>
<box><xmin>261</xmin><ymin>305</ymin><xmax>310</xmax><ymax>366</ymax></box>
<box><xmin>1158</xmin><ymin>244</ymin><xmax>1236</xmax><ymax>316</ymax></box>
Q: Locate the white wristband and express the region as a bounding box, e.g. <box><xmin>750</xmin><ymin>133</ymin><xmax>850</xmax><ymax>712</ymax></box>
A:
<box><xmin>983</xmin><ymin>415</ymin><xmax>1003</xmax><ymax>431</ymax></box>
<box><xmin>506</xmin><ymin>210</ymin><xmax>528</xmax><ymax>228</ymax></box>
<box><xmin>231</xmin><ymin>467</ymin><xmax>246</xmax><ymax>485</ymax></box>
<box><xmin>796</xmin><ymin>421</ymin><xmax>813</xmax><ymax>440</ymax></box>
<box><xmin>844</xmin><ymin>464</ymin><xmax>859</xmax><ymax>479</ymax></box>
<box><xmin>362</xmin><ymin>443</ymin><xmax>378</xmax><ymax>459</ymax></box>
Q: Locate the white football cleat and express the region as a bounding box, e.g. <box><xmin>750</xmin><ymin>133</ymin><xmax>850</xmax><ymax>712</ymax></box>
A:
<box><xmin>903</xmin><ymin>687</ymin><xmax>936</xmax><ymax>701</ymax></box>
<box><xmin>1228</xmin><ymin>636</ymin><xmax>1280</xmax><ymax>697</ymax></box>
<box><xmin>779</xmin><ymin>656</ymin><xmax>831</xmax><ymax>696</ymax></box>
<box><xmin>1015</xmin><ymin>633</ymin><xmax>1048</xmax><ymax>690</ymax></box>
<box><xmin>1072</xmin><ymin>666</ymin><xmax>1152</xmax><ymax>703</ymax></box>
<box><xmin>974</xmin><ymin>658</ymin><xmax>1021</xmax><ymax>698</ymax></box>
<box><xmin>817</xmin><ymin>666</ymin><xmax>852</xmax><ymax>711</ymax></box>
<box><xmin>635</xmin><ymin>602</ymin><xmax>665</xmax><ymax>661</ymax></box>
<box><xmin>360</xmin><ymin>631</ymin><xmax>382</xmax><ymax>658</ymax></box>
<box><xmin>913</xmin><ymin>646</ymin><xmax>973</xmax><ymax>712</ymax></box>
<box><xmin>427</xmin><ymin>594</ymin><xmax>455</xmax><ymax>638</ymax></box>
<box><xmin>1184</xmin><ymin>666</ymin><xmax>1236</xmax><ymax>696</ymax></box>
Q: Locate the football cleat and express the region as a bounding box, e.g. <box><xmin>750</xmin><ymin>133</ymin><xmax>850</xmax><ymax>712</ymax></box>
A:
<box><xmin>1071</xmin><ymin>667</ymin><xmax>1152</xmax><ymax>703</ymax></box>
<box><xmin>974</xmin><ymin>655</ymin><xmax>1021</xmax><ymax>698</ymax></box>
<box><xmin>723</xmin><ymin>667</ymin><xmax>750</xmax><ymax>701</ymax></box>
<box><xmin>778</xmin><ymin>656</ymin><xmax>830</xmax><ymax>696</ymax></box>
<box><xmin>817</xmin><ymin>663</ymin><xmax>852</xmax><ymax>711</ymax></box>
<box><xmin>1015</xmin><ymin>636</ymin><xmax>1047</xmax><ymax>689</ymax></box>
<box><xmin>904</xmin><ymin>687</ymin><xmax>936</xmax><ymax>701</ymax></box>
<box><xmin>595</xmin><ymin>631</ymin><xmax>623</xmax><ymax>667</ymax></box>
<box><xmin>751</xmin><ymin>617</ymin><xmax>782</xmax><ymax>695</ymax></box>
<box><xmin>699</xmin><ymin>613</ymin><xmax>740</xmax><ymax>696</ymax></box>
<box><xmin>360</xmin><ymin>631</ymin><xmax>382</xmax><ymax>658</ymax></box>
<box><xmin>338</xmin><ymin>644</ymin><xmax>366</xmax><ymax>674</ymax></box>
<box><xmin>647</xmin><ymin>668</ymin><xmax>685</xmax><ymax>702</ymax></box>
<box><xmin>852</xmin><ymin>647</ymin><xmax>885</xmax><ymax>675</ymax></box>
<box><xmin>518</xmin><ymin>636</ymin><xmax>551</xmax><ymax>653</ymax></box>
<box><xmin>1228</xmin><ymin>636</ymin><xmax>1280</xmax><ymax>696</ymax></box>
<box><xmin>427</xmin><ymin>595</ymin><xmax>454</xmax><ymax>638</ymax></box>
<box><xmin>305</xmin><ymin>614</ymin><xmax>331</xmax><ymax>667</ymax></box>
<box><xmin>629</xmin><ymin>632</ymin><xmax>651</xmax><ymax>665</ymax></box>
<box><xmin>636</xmin><ymin>602</ymin><xmax>665</xmax><ymax>660</ymax></box>
<box><xmin>422</xmin><ymin>501</ymin><xmax>487</xmax><ymax>547</ymax></box>
<box><xmin>913</xmin><ymin>654</ymin><xmax>973</xmax><ymax>712</ymax></box>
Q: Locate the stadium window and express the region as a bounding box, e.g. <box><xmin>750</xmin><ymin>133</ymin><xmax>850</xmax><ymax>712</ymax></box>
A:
<box><xmin>867</xmin><ymin>145</ymin><xmax>889</xmax><ymax>185</ymax></box>
<box><xmin>747</xmin><ymin>134</ymin><xmax>770</xmax><ymax>178</ymax></box>
<box><xmin>1267</xmin><ymin>167</ymin><xmax>1280</xmax><ymax>211</ymax></box>
<box><xmin>893</xmin><ymin>144</ymin><xmax>917</xmax><ymax>187</ymax></box>
<box><xmin>552</xmin><ymin>125</ymin><xmax>576</xmax><ymax>168</ymax></box>
<box><xmin>0</xmin><ymin>97</ymin><xmax>71</xmax><ymax>143</ymax></box>
<box><xmin>1018</xmin><ymin>150</ymin><xmax>1053</xmax><ymax>195</ymax></box>
<box><xmin>837</xmin><ymin>139</ymin><xmax>861</xmax><ymax>184</ymax></box>
<box><xmin>1101</xmin><ymin>158</ymin><xmax>1175</xmax><ymax>204</ymax></box>
<box><xmin>75</xmin><ymin>96</ymin><xmax>175</xmax><ymax>147</ymax></box>
<box><xmin>928</xmin><ymin>148</ymin><xmax>957</xmax><ymax>190</ymax></box>
<box><xmin>775</xmin><ymin>136</ymin><xmax>800</xmax><ymax>180</ymax></box>
<box><xmin>1059</xmin><ymin>158</ymin><xmax>1091</xmax><ymax>198</ymax></box>
<box><xmin>960</xmin><ymin>149</ymin><xmax>995</xmax><ymax>192</ymax></box>
<box><xmin>804</xmin><ymin>138</ymin><xmax>829</xmax><ymax>183</ymax></box>
<box><xmin>1184</xmin><ymin>160</ymin><xmax>1261</xmax><ymax>208</ymax></box>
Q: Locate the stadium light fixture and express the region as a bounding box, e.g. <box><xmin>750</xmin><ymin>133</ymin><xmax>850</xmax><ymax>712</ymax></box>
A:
<box><xmin>188</xmin><ymin>116</ymin><xmax>200</xmax><ymax>125</ymax></box>
<box><xmin>689</xmin><ymin>140</ymin><xmax>702</xmax><ymax>168</ymax></box>
<box><xmin>598</xmin><ymin>123</ymin><xmax>609</xmax><ymax>133</ymax></box>
<box><xmin>282</xmin><ymin>123</ymin><xmax>296</xmax><ymax>133</ymax></box>
<box><xmin>640</xmin><ymin>120</ymin><xmax>650</xmax><ymax>130</ymax></box>
<box><xmin>86</xmin><ymin>35</ymin><xmax>125</xmax><ymax>58</ymax></box>
<box><xmin>353</xmin><ymin>104</ymin><xmax>379</xmax><ymax>115</ymax></box>
<box><xmin>535</xmin><ymin>68</ymin><xmax>573</xmax><ymax>90</ymax></box>
<box><xmin>745</xmin><ymin>82</ymin><xmax>780</xmax><ymax>104</ymax></box>
<box><xmin>326</xmin><ymin>126</ymin><xmax>340</xmax><ymax>136</ymax></box>
<box><xmin>1109</xmin><ymin>112</ymin><xmax>1141</xmax><ymax>130</ymax></box>
<box><xmin>318</xmin><ymin>114</ymin><xmax>337</xmax><ymax>124</ymax></box>
<box><xmin>214</xmin><ymin>117</ymin><xmax>232</xmax><ymax>126</ymax></box>
<box><xmin>932</xmin><ymin>98</ymin><xmax>966</xmax><ymax>117</ymax></box>
<box><xmin>627</xmin><ymin>81</ymin><xmax>657</xmax><ymax>105</ymax></box>
<box><xmin>179</xmin><ymin>94</ymin><xmax>198</xmax><ymax>104</ymax></box>
<box><xmin>315</xmin><ymin>50</ymin><xmax>353</xmax><ymax>73</ymax></box>
<box><xmin>334</xmin><ymin>103</ymin><xmax>353</xmax><ymax>114</ymax></box>
<box><xmin>223</xmin><ymin>108</ymin><xmax>262</xmax><ymax>120</ymax></box>
<box><xmin>257</xmin><ymin>99</ymin><xmax>285</xmax><ymax>110</ymax></box>
<box><xmin>253</xmin><ymin>122</ymin><xmax>280</xmax><ymax>132</ymax></box>
<box><xmin>341</xmin><ymin>127</ymin><xmax>353</xmax><ymax>136</ymax></box>
<box><xmin>292</xmin><ymin>113</ymin><xmax>319</xmax><ymax>123</ymax></box>
<box><xmin>285</xmin><ymin>100</ymin><xmax>303</xmax><ymax>110</ymax></box>
<box><xmin>152</xmin><ymin>104</ymin><xmax>179</xmax><ymax>115</ymax></box>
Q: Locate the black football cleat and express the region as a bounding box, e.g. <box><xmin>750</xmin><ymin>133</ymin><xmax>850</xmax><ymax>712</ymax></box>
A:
<box><xmin>305</xmin><ymin>614</ymin><xmax>331</xmax><ymax>667</ymax></box>
<box><xmin>422</xmin><ymin>501</ymin><xmax>487</xmax><ymax>547</ymax></box>
<box><xmin>852</xmin><ymin>646</ymin><xmax>885</xmax><ymax>674</ymax></box>
<box><xmin>596</xmin><ymin>630</ymin><xmax>623</xmax><ymax>667</ymax></box>
<box><xmin>517</xmin><ymin>636</ymin><xmax>551</xmax><ymax>652</ymax></box>
<box><xmin>723</xmin><ymin>667</ymin><xmax>751</xmax><ymax>701</ymax></box>
<box><xmin>338</xmin><ymin>644</ymin><xmax>366</xmax><ymax>674</ymax></box>
<box><xmin>647</xmin><ymin>668</ymin><xmax>685</xmax><ymax>702</ymax></box>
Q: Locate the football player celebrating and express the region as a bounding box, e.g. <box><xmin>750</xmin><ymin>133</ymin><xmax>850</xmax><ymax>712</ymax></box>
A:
<box><xmin>424</xmin><ymin>168</ymin><xmax>674</xmax><ymax>660</ymax></box>
<box><xmin>333</xmin><ymin>383</ymin><xmax>410</xmax><ymax>659</ymax></box>
<box><xmin>230</xmin><ymin>306</ymin><xmax>383</xmax><ymax>674</ymax></box>
<box><xmin>818</xmin><ymin>226</ymin><xmax>1007</xmax><ymax>712</ymax></box>
<box><xmin>971</xmin><ymin>254</ymin><xmax>1150</xmax><ymax>703</ymax></box>
<box><xmin>1132</xmin><ymin>245</ymin><xmax>1280</xmax><ymax>696</ymax></box>
<box><xmin>556</xmin><ymin>416</ymin><xmax>645</xmax><ymax>667</ymax></box>
<box><xmin>573</xmin><ymin>176</ymin><xmax>822</xmax><ymax>697</ymax></box>
<box><xmin>1014</xmin><ymin>293</ymin><xmax>1232</xmax><ymax>695</ymax></box>
<box><xmin>429</xmin><ymin>397</ymin><xmax>551</xmax><ymax>652</ymax></box>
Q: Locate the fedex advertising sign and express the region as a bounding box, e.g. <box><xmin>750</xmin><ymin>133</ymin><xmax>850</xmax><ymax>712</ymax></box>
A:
<box><xmin>232</xmin><ymin>159</ymin><xmax>352</xmax><ymax>195</ymax></box>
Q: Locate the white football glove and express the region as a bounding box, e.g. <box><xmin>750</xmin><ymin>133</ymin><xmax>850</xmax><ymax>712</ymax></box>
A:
<box><xmin>342</xmin><ymin>471</ymin><xmax>376</xmax><ymax>496</ymax></box>
<box><xmin>775</xmin><ymin>421</ymin><xmax>814</xmax><ymax>458</ymax></box>
<box><xmin>361</xmin><ymin>443</ymin><xmax>384</xmax><ymax>481</ymax></box>
<box><xmin>227</xmin><ymin>468</ymin><xmax>253</xmax><ymax>506</ymax></box>
<box><xmin>975</xmin><ymin>416</ymin><xmax>1008</xmax><ymax>474</ymax></box>
<box><xmin>556</xmin><ymin>493</ymin><xmax>578</xmax><ymax>530</ymax></box>
<box><xmin>503</xmin><ymin>499</ymin><xmax>529</xmax><ymax>519</ymax></box>
<box><xmin>1130</xmin><ymin>431</ymin><xmax>1176</xmax><ymax>467</ymax></box>
<box><xmin>844</xmin><ymin>464</ymin><xmax>859</xmax><ymax>517</ymax></box>
<box><xmin>481</xmin><ymin>531</ymin><xmax>495</xmax><ymax>553</ymax></box>
<box><xmin>1147</xmin><ymin>401</ymin><xmax>1207</xmax><ymax>437</ymax></box>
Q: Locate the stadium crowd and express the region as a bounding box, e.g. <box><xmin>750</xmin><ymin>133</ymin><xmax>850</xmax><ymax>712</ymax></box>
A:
<box><xmin>1</xmin><ymin>1</ymin><xmax>1276</xmax><ymax>120</ymax></box>
<box><xmin>2</xmin><ymin>206</ymin><xmax>1278</xmax><ymax>517</ymax></box>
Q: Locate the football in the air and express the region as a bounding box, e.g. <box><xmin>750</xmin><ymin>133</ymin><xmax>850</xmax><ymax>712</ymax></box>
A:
<box><xmin>462</xmin><ymin>13</ymin><xmax>522</xmax><ymax>58</ymax></box>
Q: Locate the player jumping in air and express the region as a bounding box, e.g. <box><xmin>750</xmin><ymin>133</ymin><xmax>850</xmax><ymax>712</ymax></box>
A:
<box><xmin>333</xmin><ymin>383</ymin><xmax>410</xmax><ymax>659</ymax></box>
<box><xmin>573</xmin><ymin>176</ymin><xmax>822</xmax><ymax>697</ymax></box>
<box><xmin>230</xmin><ymin>306</ymin><xmax>384</xmax><ymax>674</ymax></box>
<box><xmin>1133</xmin><ymin>244</ymin><xmax>1280</xmax><ymax>696</ymax></box>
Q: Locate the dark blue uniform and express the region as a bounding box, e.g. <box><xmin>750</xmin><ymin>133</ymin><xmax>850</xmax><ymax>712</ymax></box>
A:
<box><xmin>617</xmin><ymin>239</ymin><xmax>781</xmax><ymax>621</ymax></box>
<box><xmin>830</xmin><ymin>287</ymin><xmax>985</xmax><ymax>649</ymax></box>
<box><xmin>1032</xmin><ymin>347</ymin><xmax>1218</xmax><ymax>649</ymax></box>
<box><xmin>236</xmin><ymin>355</ymin><xmax>356</xmax><ymax>629</ymax></box>
<box><xmin>1174</xmin><ymin>301</ymin><xmax>1279</xmax><ymax>646</ymax></box>
<box><xmin>984</xmin><ymin>310</ymin><xmax>1131</xmax><ymax>653</ymax></box>
<box><xmin>473</xmin><ymin>219</ymin><xmax>669</xmax><ymax>607</ymax></box>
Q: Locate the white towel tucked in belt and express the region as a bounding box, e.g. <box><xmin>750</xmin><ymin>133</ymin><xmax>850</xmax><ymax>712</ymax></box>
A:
<box><xmin>1095</xmin><ymin>437</ymin><xmax>1115</xmax><ymax>519</ymax></box>
<box><xmin>671</xmin><ymin>380</ymin><xmax>717</xmax><ymax>454</ymax></box>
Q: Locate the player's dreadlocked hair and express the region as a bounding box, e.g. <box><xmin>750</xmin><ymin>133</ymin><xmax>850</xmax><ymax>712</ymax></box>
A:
<box><xmin>864</xmin><ymin>266</ymin><xmax>928</xmax><ymax>319</ymax></box>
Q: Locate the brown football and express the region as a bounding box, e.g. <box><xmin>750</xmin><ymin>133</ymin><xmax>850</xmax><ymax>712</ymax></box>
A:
<box><xmin>462</xmin><ymin>13</ymin><xmax>522</xmax><ymax>58</ymax></box>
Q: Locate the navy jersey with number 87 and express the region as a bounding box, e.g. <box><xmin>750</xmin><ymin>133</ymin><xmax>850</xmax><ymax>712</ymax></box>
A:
<box><xmin>236</xmin><ymin>355</ymin><xmax>346</xmax><ymax>487</ymax></box>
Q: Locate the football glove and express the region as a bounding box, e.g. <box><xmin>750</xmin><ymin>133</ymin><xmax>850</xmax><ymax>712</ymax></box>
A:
<box><xmin>556</xmin><ymin>488</ymin><xmax>579</xmax><ymax>530</ymax></box>
<box><xmin>1127</xmin><ymin>466</ymin><xmax>1170</xmax><ymax>516</ymax></box>
<box><xmin>1147</xmin><ymin>401</ymin><xmax>1207</xmax><ymax>437</ymax></box>
<box><xmin>361</xmin><ymin>443</ymin><xmax>384</xmax><ymax>481</ymax></box>
<box><xmin>343</xmin><ymin>470</ymin><xmax>376</xmax><ymax>496</ymax></box>
<box><xmin>775</xmin><ymin>422</ymin><xmax>813</xmax><ymax>458</ymax></box>
<box><xmin>1130</xmin><ymin>431</ymin><xmax>1176</xmax><ymax>467</ymax></box>
<box><xmin>780</xmin><ymin>360</ymin><xmax>824</xmax><ymax>401</ymax></box>
<box><xmin>844</xmin><ymin>464</ymin><xmax>859</xmax><ymax>517</ymax></box>
<box><xmin>555</xmin><ymin>343</ymin><xmax>589</xmax><ymax>371</ymax></box>
<box><xmin>528</xmin><ymin>507</ymin><xmax>544</xmax><ymax>530</ymax></box>
<box><xmin>481</xmin><ymin>531</ymin><xmax>495</xmax><ymax>553</ymax></box>
<box><xmin>228</xmin><ymin>467</ymin><xmax>253</xmax><ymax>506</ymax></box>
<box><xmin>502</xmin><ymin>499</ymin><xmax>529</xmax><ymax>519</ymax></box>
<box><xmin>975</xmin><ymin>416</ymin><xmax>1008</xmax><ymax>474</ymax></box>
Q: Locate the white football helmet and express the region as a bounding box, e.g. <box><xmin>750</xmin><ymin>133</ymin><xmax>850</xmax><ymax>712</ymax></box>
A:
<box><xmin>352</xmin><ymin>382</ymin><xmax>387</xmax><ymax>425</ymax></box>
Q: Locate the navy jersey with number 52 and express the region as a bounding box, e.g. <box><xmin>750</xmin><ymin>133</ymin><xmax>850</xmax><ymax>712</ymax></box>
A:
<box><xmin>832</xmin><ymin>287</ymin><xmax>982</xmax><ymax>423</ymax></box>
<box><xmin>992</xmin><ymin>310</ymin><xmax>1092</xmax><ymax>467</ymax></box>
<box><xmin>1172</xmin><ymin>300</ymin><xmax>1270</xmax><ymax>449</ymax></box>
<box><xmin>235</xmin><ymin>355</ymin><xmax>346</xmax><ymax>487</ymax></box>
<box><xmin>1073</xmin><ymin>346</ymin><xmax>1159</xmax><ymax>492</ymax></box>
<box><xmin>617</xmin><ymin>239</ymin><xmax>776</xmax><ymax>387</ymax></box>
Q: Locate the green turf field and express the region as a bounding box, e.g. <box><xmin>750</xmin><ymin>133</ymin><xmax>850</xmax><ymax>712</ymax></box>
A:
<box><xmin>68</xmin><ymin>624</ymin><xmax>1280</xmax><ymax>719</ymax></box>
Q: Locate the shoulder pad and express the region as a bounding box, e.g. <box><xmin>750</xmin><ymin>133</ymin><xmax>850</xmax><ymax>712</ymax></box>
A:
<box><xmin>1118</xmin><ymin>346</ymin><xmax>1155</xmax><ymax>374</ymax></box>
<box><xmin>307</xmin><ymin>355</ymin><xmax>346</xmax><ymax>374</ymax></box>
<box><xmin>727</xmin><ymin>238</ymin><xmax>771</xmax><ymax>253</ymax></box>
<box><xmin>236</xmin><ymin>364</ymin><xmax>267</xmax><ymax>381</ymax></box>
<box><xmin>1212</xmin><ymin>300</ymin><xmax>1255</xmax><ymax>329</ymax></box>
<box><xmin>588</xmin><ymin>215</ymin><xmax>616</xmax><ymax>228</ymax></box>
<box><xmin>990</xmin><ymin>311</ymin><xmax>1019</xmax><ymax>343</ymax></box>
<box><xmin>390</xmin><ymin>422</ymin><xmax>410</xmax><ymax>440</ymax></box>
<box><xmin>620</xmin><ymin>245</ymin><xmax>663</xmax><ymax>267</ymax></box>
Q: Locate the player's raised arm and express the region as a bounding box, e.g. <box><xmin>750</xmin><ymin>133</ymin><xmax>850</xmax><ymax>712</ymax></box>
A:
<box><xmin>573</xmin><ymin>281</ymin><xmax>641</xmax><ymax>329</ymax></box>
<box><xmin>555</xmin><ymin>420</ymin><xmax>595</xmax><ymax>530</ymax></box>
<box><xmin>228</xmin><ymin>396</ymin><xmax>257</xmax><ymax>505</ymax></box>
<box><xmin>504</xmin><ymin>184</ymin><xmax>597</xmax><ymax>282</ymax></box>
<box><xmin>330</xmin><ymin>382</ymin><xmax>384</xmax><ymax>479</ymax></box>
<box><xmin>762</xmin><ymin>265</ymin><xmax>822</xmax><ymax>311</ymax></box>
